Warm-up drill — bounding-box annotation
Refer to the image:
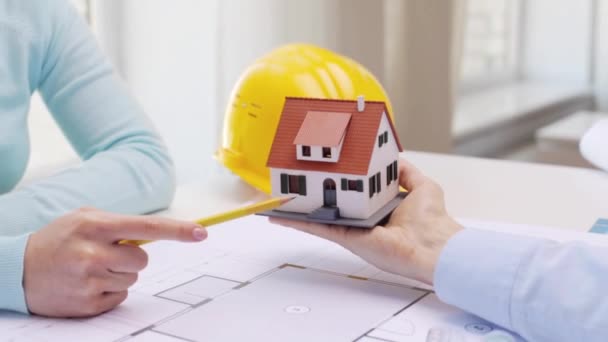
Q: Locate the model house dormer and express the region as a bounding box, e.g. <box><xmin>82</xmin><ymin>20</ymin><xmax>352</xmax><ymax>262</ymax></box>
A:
<box><xmin>293</xmin><ymin>111</ymin><xmax>352</xmax><ymax>163</ymax></box>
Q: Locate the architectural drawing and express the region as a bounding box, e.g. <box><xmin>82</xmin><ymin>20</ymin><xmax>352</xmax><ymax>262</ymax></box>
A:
<box><xmin>0</xmin><ymin>215</ymin><xmax>521</xmax><ymax>342</ymax></box>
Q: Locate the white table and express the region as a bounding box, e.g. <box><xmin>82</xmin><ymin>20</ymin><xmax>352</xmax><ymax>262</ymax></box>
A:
<box><xmin>168</xmin><ymin>151</ymin><xmax>608</xmax><ymax>233</ymax></box>
<box><xmin>406</xmin><ymin>152</ymin><xmax>608</xmax><ymax>231</ymax></box>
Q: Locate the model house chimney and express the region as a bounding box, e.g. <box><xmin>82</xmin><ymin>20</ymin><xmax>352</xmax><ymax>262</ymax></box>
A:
<box><xmin>357</xmin><ymin>95</ymin><xmax>365</xmax><ymax>112</ymax></box>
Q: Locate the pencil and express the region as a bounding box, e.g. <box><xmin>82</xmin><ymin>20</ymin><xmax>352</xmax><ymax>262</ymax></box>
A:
<box><xmin>120</xmin><ymin>196</ymin><xmax>295</xmax><ymax>246</ymax></box>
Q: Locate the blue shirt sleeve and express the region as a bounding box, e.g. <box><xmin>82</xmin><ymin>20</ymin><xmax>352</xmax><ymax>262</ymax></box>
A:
<box><xmin>434</xmin><ymin>228</ymin><xmax>608</xmax><ymax>341</ymax></box>
<box><xmin>0</xmin><ymin>0</ymin><xmax>175</xmax><ymax>313</ymax></box>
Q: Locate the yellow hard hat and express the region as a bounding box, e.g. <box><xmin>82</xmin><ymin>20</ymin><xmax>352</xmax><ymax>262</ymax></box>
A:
<box><xmin>215</xmin><ymin>43</ymin><xmax>393</xmax><ymax>194</ymax></box>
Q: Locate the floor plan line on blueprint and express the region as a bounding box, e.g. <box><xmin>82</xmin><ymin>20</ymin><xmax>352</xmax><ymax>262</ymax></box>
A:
<box><xmin>135</xmin><ymin>263</ymin><xmax>430</xmax><ymax>341</ymax></box>
<box><xmin>0</xmin><ymin>215</ymin><xmax>523</xmax><ymax>342</ymax></box>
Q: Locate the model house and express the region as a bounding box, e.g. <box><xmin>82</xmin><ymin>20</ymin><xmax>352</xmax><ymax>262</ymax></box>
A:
<box><xmin>266</xmin><ymin>96</ymin><xmax>404</xmax><ymax>221</ymax></box>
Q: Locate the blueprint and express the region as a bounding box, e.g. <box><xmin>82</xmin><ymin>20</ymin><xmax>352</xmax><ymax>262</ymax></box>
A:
<box><xmin>4</xmin><ymin>215</ymin><xmax>588</xmax><ymax>341</ymax></box>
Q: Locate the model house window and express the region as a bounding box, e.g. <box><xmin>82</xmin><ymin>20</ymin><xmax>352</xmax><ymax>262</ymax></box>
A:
<box><xmin>322</xmin><ymin>147</ymin><xmax>332</xmax><ymax>158</ymax></box>
<box><xmin>387</xmin><ymin>160</ymin><xmax>398</xmax><ymax>185</ymax></box>
<box><xmin>289</xmin><ymin>175</ymin><xmax>300</xmax><ymax>194</ymax></box>
<box><xmin>394</xmin><ymin>162</ymin><xmax>398</xmax><ymax>179</ymax></box>
<box><xmin>302</xmin><ymin>145</ymin><xmax>311</xmax><ymax>157</ymax></box>
<box><xmin>341</xmin><ymin>179</ymin><xmax>363</xmax><ymax>192</ymax></box>
<box><xmin>378</xmin><ymin>131</ymin><xmax>389</xmax><ymax>147</ymax></box>
<box><xmin>369</xmin><ymin>176</ymin><xmax>376</xmax><ymax>197</ymax></box>
<box><xmin>369</xmin><ymin>173</ymin><xmax>382</xmax><ymax>197</ymax></box>
<box><xmin>280</xmin><ymin>174</ymin><xmax>307</xmax><ymax>195</ymax></box>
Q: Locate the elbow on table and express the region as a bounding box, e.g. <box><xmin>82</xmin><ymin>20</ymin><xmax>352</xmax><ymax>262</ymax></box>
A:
<box><xmin>122</xmin><ymin>137</ymin><xmax>177</xmax><ymax>214</ymax></box>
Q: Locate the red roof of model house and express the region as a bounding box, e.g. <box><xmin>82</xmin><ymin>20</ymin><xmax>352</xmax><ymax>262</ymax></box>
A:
<box><xmin>267</xmin><ymin>97</ymin><xmax>403</xmax><ymax>175</ymax></box>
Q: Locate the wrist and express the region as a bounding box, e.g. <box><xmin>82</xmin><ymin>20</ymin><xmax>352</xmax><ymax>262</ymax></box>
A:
<box><xmin>417</xmin><ymin>218</ymin><xmax>463</xmax><ymax>285</ymax></box>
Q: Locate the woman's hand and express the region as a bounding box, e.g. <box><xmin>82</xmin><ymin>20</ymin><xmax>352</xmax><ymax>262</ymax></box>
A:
<box><xmin>23</xmin><ymin>208</ymin><xmax>207</xmax><ymax>317</ymax></box>
<box><xmin>270</xmin><ymin>159</ymin><xmax>462</xmax><ymax>285</ymax></box>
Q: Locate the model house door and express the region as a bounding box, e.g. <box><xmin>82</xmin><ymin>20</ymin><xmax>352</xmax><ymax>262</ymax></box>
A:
<box><xmin>323</xmin><ymin>179</ymin><xmax>337</xmax><ymax>207</ymax></box>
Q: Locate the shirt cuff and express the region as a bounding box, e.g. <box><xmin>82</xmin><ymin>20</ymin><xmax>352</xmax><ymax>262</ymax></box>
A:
<box><xmin>0</xmin><ymin>234</ymin><xmax>31</xmax><ymax>314</ymax></box>
<box><xmin>433</xmin><ymin>228</ymin><xmax>542</xmax><ymax>329</ymax></box>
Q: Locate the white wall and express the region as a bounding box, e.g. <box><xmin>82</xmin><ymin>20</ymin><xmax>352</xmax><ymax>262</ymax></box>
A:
<box><xmin>365</xmin><ymin>113</ymin><xmax>400</xmax><ymax>217</ymax></box>
<box><xmin>25</xmin><ymin>94</ymin><xmax>78</xmax><ymax>181</ymax></box>
<box><xmin>92</xmin><ymin>0</ymin><xmax>125</xmax><ymax>74</ymax></box>
<box><xmin>521</xmin><ymin>0</ymin><xmax>594</xmax><ymax>86</ymax></box>
<box><xmin>117</xmin><ymin>0</ymin><xmax>221</xmax><ymax>182</ymax></box>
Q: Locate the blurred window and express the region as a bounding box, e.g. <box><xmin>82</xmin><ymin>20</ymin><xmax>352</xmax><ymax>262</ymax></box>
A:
<box><xmin>460</xmin><ymin>0</ymin><xmax>521</xmax><ymax>90</ymax></box>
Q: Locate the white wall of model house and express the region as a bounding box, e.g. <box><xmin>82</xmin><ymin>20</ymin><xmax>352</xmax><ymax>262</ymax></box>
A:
<box><xmin>271</xmin><ymin>168</ymin><xmax>367</xmax><ymax>218</ymax></box>
<box><xmin>363</xmin><ymin>113</ymin><xmax>401</xmax><ymax>218</ymax></box>
<box><xmin>271</xmin><ymin>112</ymin><xmax>400</xmax><ymax>219</ymax></box>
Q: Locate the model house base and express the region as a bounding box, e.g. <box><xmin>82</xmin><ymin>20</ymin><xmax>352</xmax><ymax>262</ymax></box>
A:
<box><xmin>258</xmin><ymin>192</ymin><xmax>407</xmax><ymax>228</ymax></box>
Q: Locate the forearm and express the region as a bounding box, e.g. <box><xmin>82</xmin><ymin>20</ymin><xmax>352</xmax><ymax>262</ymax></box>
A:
<box><xmin>434</xmin><ymin>229</ymin><xmax>608</xmax><ymax>341</ymax></box>
<box><xmin>0</xmin><ymin>142</ymin><xmax>175</xmax><ymax>236</ymax></box>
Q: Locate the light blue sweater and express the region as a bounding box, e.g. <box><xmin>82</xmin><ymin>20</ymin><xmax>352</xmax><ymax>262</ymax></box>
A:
<box><xmin>0</xmin><ymin>0</ymin><xmax>175</xmax><ymax>313</ymax></box>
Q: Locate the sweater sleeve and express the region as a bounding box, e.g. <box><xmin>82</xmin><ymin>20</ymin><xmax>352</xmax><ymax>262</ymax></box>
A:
<box><xmin>0</xmin><ymin>235</ymin><xmax>30</xmax><ymax>313</ymax></box>
<box><xmin>0</xmin><ymin>0</ymin><xmax>175</xmax><ymax>313</ymax></box>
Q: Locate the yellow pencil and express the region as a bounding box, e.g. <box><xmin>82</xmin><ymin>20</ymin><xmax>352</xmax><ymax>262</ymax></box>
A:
<box><xmin>120</xmin><ymin>196</ymin><xmax>295</xmax><ymax>246</ymax></box>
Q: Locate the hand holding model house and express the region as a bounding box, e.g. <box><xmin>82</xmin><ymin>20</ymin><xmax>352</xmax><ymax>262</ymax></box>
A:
<box><xmin>263</xmin><ymin>95</ymin><xmax>463</xmax><ymax>285</ymax></box>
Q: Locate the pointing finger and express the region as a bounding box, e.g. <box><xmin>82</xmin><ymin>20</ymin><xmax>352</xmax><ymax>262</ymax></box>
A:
<box><xmin>107</xmin><ymin>216</ymin><xmax>207</xmax><ymax>242</ymax></box>
<box><xmin>79</xmin><ymin>211</ymin><xmax>207</xmax><ymax>243</ymax></box>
